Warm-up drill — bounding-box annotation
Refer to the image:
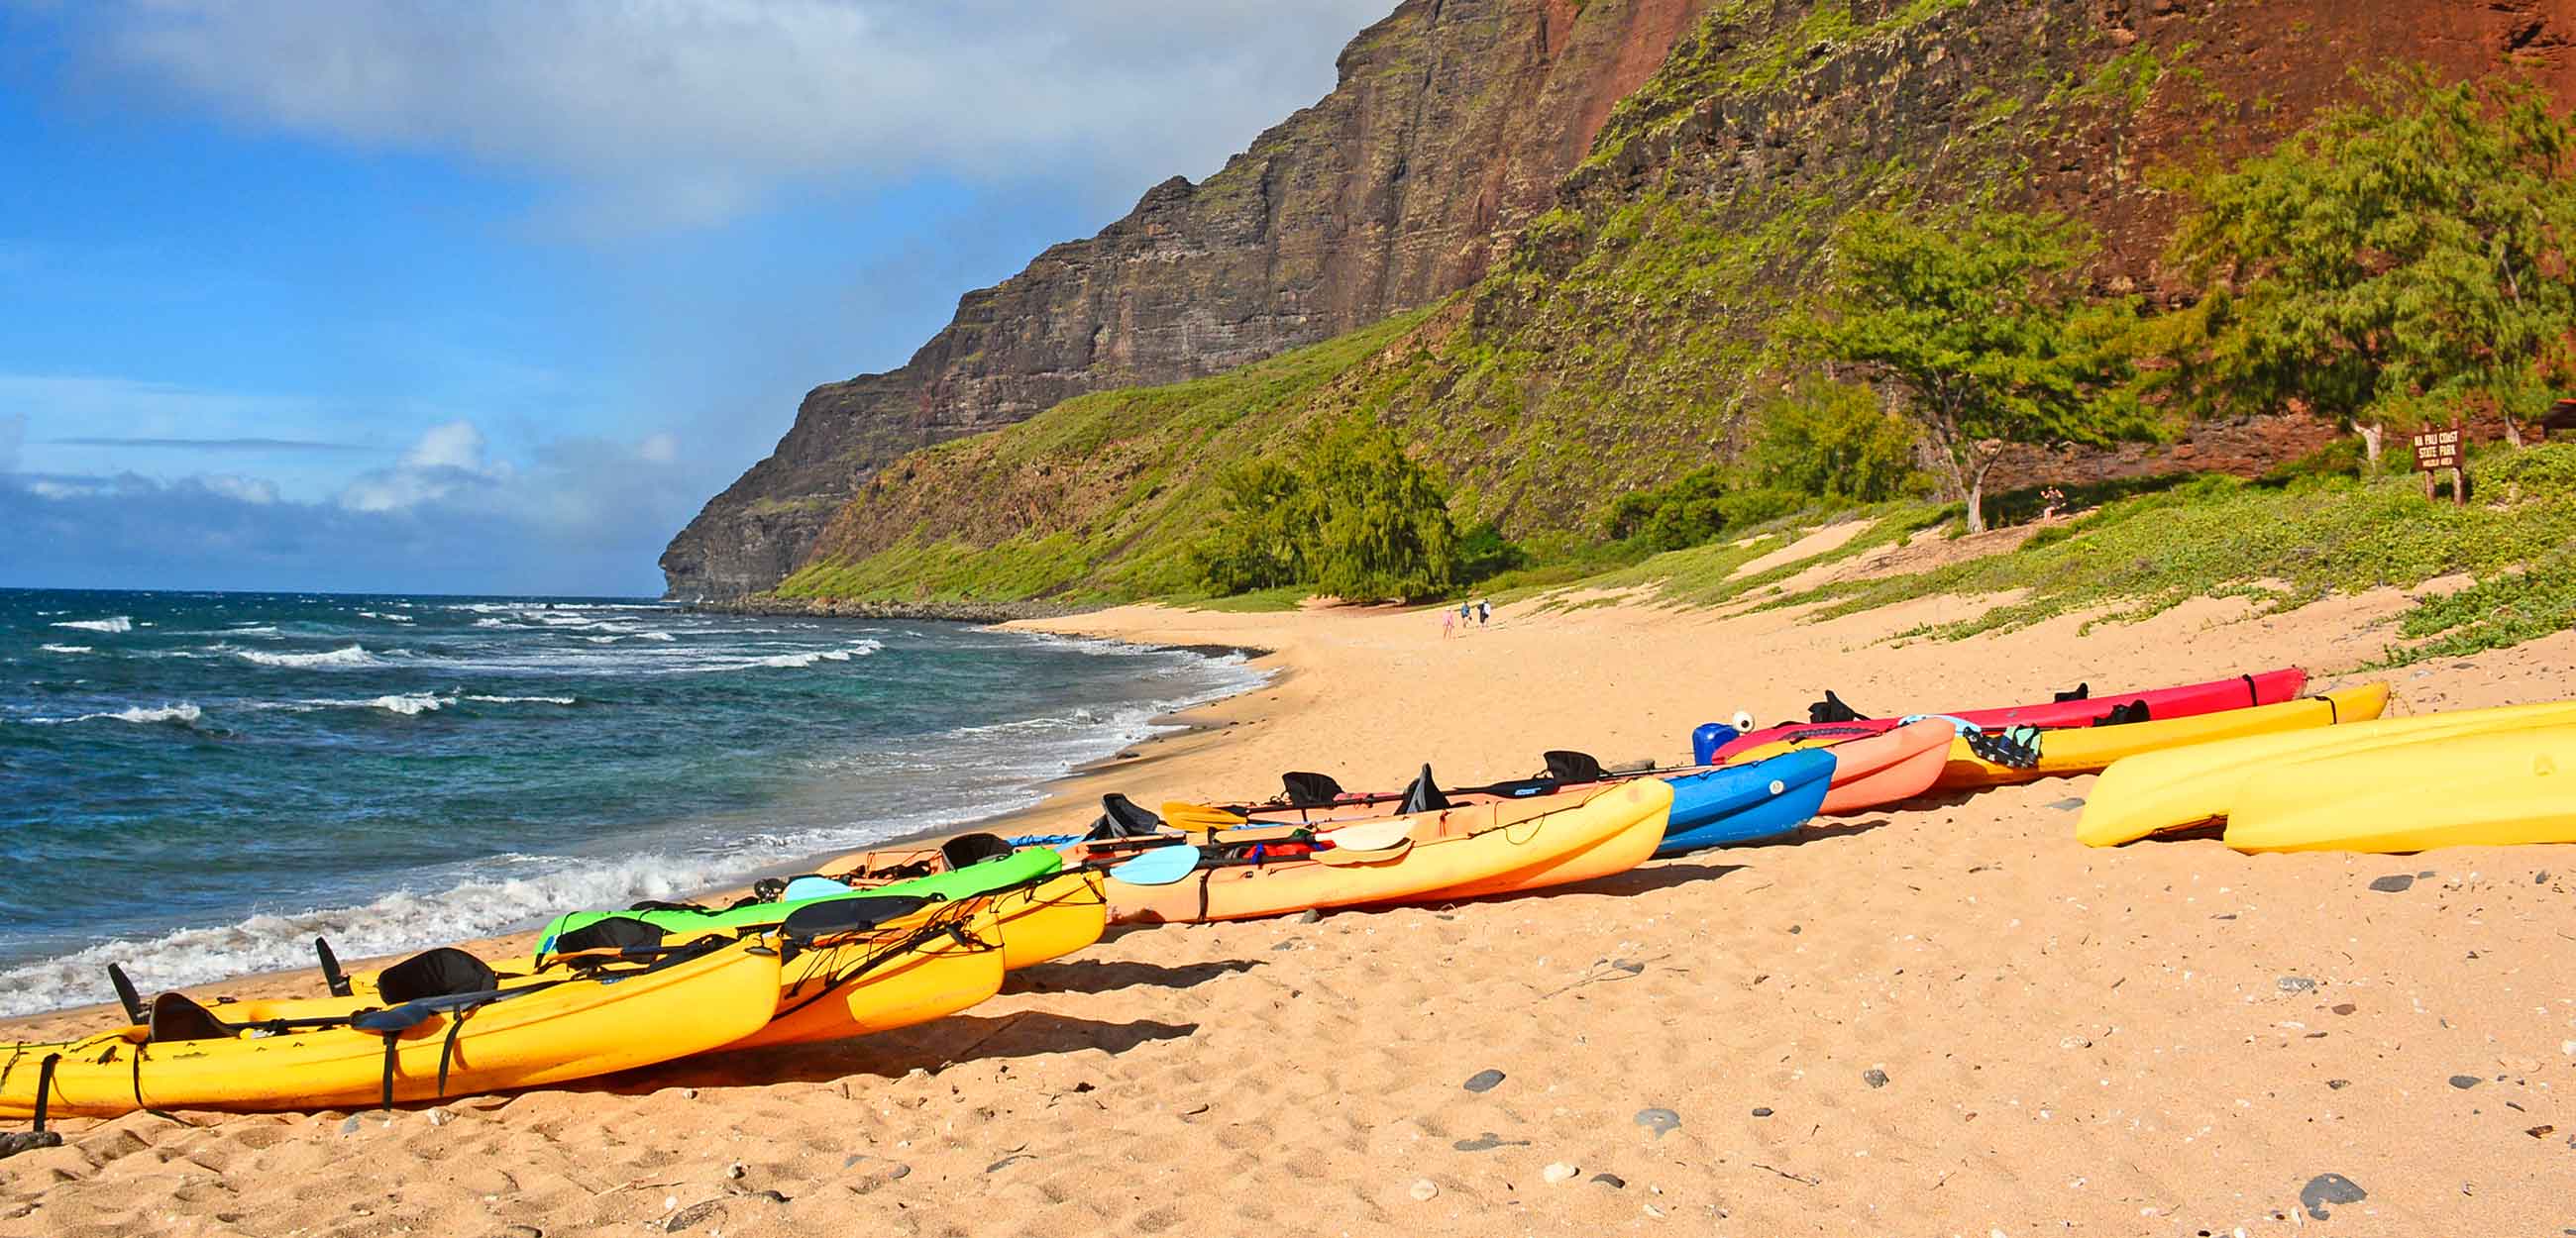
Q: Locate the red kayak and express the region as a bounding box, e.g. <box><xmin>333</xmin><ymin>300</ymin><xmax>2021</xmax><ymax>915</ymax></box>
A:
<box><xmin>1705</xmin><ymin>668</ymin><xmax>2309</xmax><ymax>763</ymax></box>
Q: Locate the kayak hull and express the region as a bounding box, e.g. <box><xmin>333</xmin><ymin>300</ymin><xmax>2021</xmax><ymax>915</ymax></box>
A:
<box><xmin>1657</xmin><ymin>749</ymin><xmax>1836</xmax><ymax>855</ymax></box>
<box><xmin>722</xmin><ymin>922</ymin><xmax>1006</xmax><ymax>1051</ymax></box>
<box><xmin>1935</xmin><ymin>683</ymin><xmax>2391</xmax><ymax>789</ymax></box>
<box><xmin>1099</xmin><ymin>779</ymin><xmax>1673</xmax><ymax>924</ymax></box>
<box><xmin>2080</xmin><ymin>700</ymin><xmax>2576</xmax><ymax>846</ymax></box>
<box><xmin>1710</xmin><ymin>668</ymin><xmax>2309</xmax><ymax>762</ymax></box>
<box><xmin>2226</xmin><ymin>723</ymin><xmax>2576</xmax><ymax>853</ymax></box>
<box><xmin>0</xmin><ymin>938</ymin><xmax>783</xmax><ymax>1118</ymax></box>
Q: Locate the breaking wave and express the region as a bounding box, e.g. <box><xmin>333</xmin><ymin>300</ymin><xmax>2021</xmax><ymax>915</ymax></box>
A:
<box><xmin>51</xmin><ymin>616</ymin><xmax>132</xmax><ymax>634</ymax></box>
<box><xmin>232</xmin><ymin>644</ymin><xmax>381</xmax><ymax>669</ymax></box>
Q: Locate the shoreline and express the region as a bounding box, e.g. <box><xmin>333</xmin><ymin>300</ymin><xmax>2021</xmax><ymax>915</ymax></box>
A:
<box><xmin>0</xmin><ymin>632</ymin><xmax>1283</xmax><ymax>1037</ymax></box>
<box><xmin>10</xmin><ymin>589</ymin><xmax>2576</xmax><ymax>1234</ymax></box>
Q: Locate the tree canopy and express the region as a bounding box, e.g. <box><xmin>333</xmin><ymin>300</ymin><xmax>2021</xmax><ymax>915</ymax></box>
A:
<box><xmin>2155</xmin><ymin>67</ymin><xmax>2576</xmax><ymax>460</ymax></box>
<box><xmin>1803</xmin><ymin>208</ymin><xmax>2142</xmax><ymax>533</ymax></box>
<box><xmin>1190</xmin><ymin>417</ymin><xmax>1460</xmax><ymax>601</ymax></box>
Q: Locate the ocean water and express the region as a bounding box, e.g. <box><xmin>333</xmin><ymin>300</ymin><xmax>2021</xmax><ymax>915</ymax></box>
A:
<box><xmin>0</xmin><ymin>588</ymin><xmax>1263</xmax><ymax>1017</ymax></box>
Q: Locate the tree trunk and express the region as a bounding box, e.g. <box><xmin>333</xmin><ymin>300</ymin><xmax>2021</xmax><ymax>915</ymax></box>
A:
<box><xmin>1964</xmin><ymin>451</ymin><xmax>1998</xmax><ymax>535</ymax></box>
<box><xmin>2357</xmin><ymin>422</ymin><xmax>2384</xmax><ymax>466</ymax></box>
<box><xmin>2504</xmin><ymin>415</ymin><xmax>2524</xmax><ymax>449</ymax></box>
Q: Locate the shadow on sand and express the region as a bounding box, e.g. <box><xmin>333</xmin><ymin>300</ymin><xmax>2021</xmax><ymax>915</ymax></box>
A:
<box><xmin>1003</xmin><ymin>957</ymin><xmax>1261</xmax><ymax>996</ymax></box>
<box><xmin>546</xmin><ymin>1011</ymin><xmax>1204</xmax><ymax>1101</ymax></box>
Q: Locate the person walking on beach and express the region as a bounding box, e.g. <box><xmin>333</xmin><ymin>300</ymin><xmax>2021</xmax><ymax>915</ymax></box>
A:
<box><xmin>1476</xmin><ymin>599</ymin><xmax>1490</xmax><ymax>626</ymax></box>
<box><xmin>1442</xmin><ymin>609</ymin><xmax>1455</xmax><ymax>640</ymax></box>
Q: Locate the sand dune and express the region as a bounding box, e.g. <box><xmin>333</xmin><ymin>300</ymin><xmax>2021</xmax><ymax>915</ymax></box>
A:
<box><xmin>4</xmin><ymin>586</ymin><xmax>2571</xmax><ymax>1236</ymax></box>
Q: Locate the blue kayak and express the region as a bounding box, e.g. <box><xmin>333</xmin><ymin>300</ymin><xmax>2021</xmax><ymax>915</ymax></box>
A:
<box><xmin>1656</xmin><ymin>748</ymin><xmax>1837</xmax><ymax>856</ymax></box>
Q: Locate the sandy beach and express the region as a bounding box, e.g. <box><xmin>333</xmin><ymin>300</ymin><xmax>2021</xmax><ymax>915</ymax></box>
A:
<box><xmin>6</xmin><ymin>577</ymin><xmax>2573</xmax><ymax>1237</ymax></box>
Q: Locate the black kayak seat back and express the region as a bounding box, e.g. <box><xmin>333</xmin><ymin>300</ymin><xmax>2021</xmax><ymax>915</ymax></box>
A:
<box><xmin>147</xmin><ymin>991</ymin><xmax>233</xmax><ymax>1043</ymax></box>
<box><xmin>1542</xmin><ymin>750</ymin><xmax>1606</xmax><ymax>784</ymax></box>
<box><xmin>2053</xmin><ymin>682</ymin><xmax>2093</xmax><ymax>702</ymax></box>
<box><xmin>375</xmin><ymin>947</ymin><xmax>502</xmax><ymax>1005</ymax></box>
<box><xmin>940</xmin><ymin>832</ymin><xmax>1015</xmax><ymax>871</ymax></box>
<box><xmin>2093</xmin><ymin>699</ymin><xmax>2150</xmax><ymax>727</ymax></box>
<box><xmin>626</xmin><ymin>898</ymin><xmax>708</xmax><ymax>913</ymax></box>
<box><xmin>780</xmin><ymin>894</ymin><xmax>933</xmax><ymax>942</ymax></box>
<box><xmin>1280</xmin><ymin>771</ymin><xmax>1344</xmax><ymax>808</ymax></box>
<box><xmin>550</xmin><ymin>916</ymin><xmax>667</xmax><ymax>957</ymax></box>
<box><xmin>1086</xmin><ymin>793</ymin><xmax>1166</xmax><ymax>841</ymax></box>
<box><xmin>1807</xmin><ymin>690</ymin><xmax>1871</xmax><ymax>724</ymax></box>
<box><xmin>1397</xmin><ymin>764</ymin><xmax>1449</xmax><ymax>815</ymax></box>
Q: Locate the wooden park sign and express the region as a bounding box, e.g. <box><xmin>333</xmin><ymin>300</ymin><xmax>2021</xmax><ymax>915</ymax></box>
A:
<box><xmin>2412</xmin><ymin>426</ymin><xmax>2465</xmax><ymax>505</ymax></box>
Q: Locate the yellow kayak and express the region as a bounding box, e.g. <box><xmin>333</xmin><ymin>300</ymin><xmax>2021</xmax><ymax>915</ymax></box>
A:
<box><xmin>0</xmin><ymin>935</ymin><xmax>782</xmax><ymax>1118</ymax></box>
<box><xmin>1936</xmin><ymin>683</ymin><xmax>2392</xmax><ymax>789</ymax></box>
<box><xmin>723</xmin><ymin>875</ymin><xmax>1111</xmax><ymax>1052</ymax></box>
<box><xmin>721</xmin><ymin>898</ymin><xmax>1007</xmax><ymax>1052</ymax></box>
<box><xmin>2078</xmin><ymin>699</ymin><xmax>2576</xmax><ymax>845</ymax></box>
<box><xmin>2226</xmin><ymin>723</ymin><xmax>2576</xmax><ymax>853</ymax></box>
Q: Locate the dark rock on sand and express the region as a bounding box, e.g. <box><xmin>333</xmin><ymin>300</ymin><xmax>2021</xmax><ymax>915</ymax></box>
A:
<box><xmin>1752</xmin><ymin>1106</ymin><xmax>1774</xmax><ymax>1117</ymax></box>
<box><xmin>1454</xmin><ymin>1132</ymin><xmax>1530</xmax><ymax>1153</ymax></box>
<box><xmin>1464</xmin><ymin>1069</ymin><xmax>1505</xmax><ymax>1092</ymax></box>
<box><xmin>2299</xmin><ymin>1173</ymin><xmax>2367</xmax><ymax>1220</ymax></box>
<box><xmin>2368</xmin><ymin>875</ymin><xmax>2415</xmax><ymax>893</ymax></box>
<box><xmin>2450</xmin><ymin>1075</ymin><xmax>2483</xmax><ymax>1089</ymax></box>
<box><xmin>1591</xmin><ymin>1173</ymin><xmax>1628</xmax><ymax>1188</ymax></box>
<box><xmin>1635</xmin><ymin>1107</ymin><xmax>1680</xmax><ymax>1138</ymax></box>
<box><xmin>1863</xmin><ymin>1069</ymin><xmax>1889</xmax><ymax>1088</ymax></box>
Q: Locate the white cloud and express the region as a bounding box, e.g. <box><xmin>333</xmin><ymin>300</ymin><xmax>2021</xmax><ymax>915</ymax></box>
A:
<box><xmin>199</xmin><ymin>473</ymin><xmax>280</xmax><ymax>504</ymax></box>
<box><xmin>638</xmin><ymin>432</ymin><xmax>680</xmax><ymax>464</ymax></box>
<box><xmin>49</xmin><ymin>0</ymin><xmax>1398</xmax><ymax>232</ymax></box>
<box><xmin>398</xmin><ymin>419</ymin><xmax>494</xmax><ymax>472</ymax></box>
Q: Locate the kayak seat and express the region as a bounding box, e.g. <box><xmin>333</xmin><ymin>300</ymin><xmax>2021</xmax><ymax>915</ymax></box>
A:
<box><xmin>1280</xmin><ymin>771</ymin><xmax>1344</xmax><ymax>808</ymax></box>
<box><xmin>1086</xmin><ymin>793</ymin><xmax>1166</xmax><ymax>841</ymax></box>
<box><xmin>1807</xmin><ymin>690</ymin><xmax>1871</xmax><ymax>723</ymax></box>
<box><xmin>1542</xmin><ymin>750</ymin><xmax>1606</xmax><ymax>784</ymax></box>
<box><xmin>2053</xmin><ymin>682</ymin><xmax>2093</xmax><ymax>702</ymax></box>
<box><xmin>549</xmin><ymin>916</ymin><xmax>667</xmax><ymax>957</ymax></box>
<box><xmin>779</xmin><ymin>895</ymin><xmax>933</xmax><ymax>944</ymax></box>
<box><xmin>940</xmin><ymin>832</ymin><xmax>1014</xmax><ymax>870</ymax></box>
<box><xmin>376</xmin><ymin>947</ymin><xmax>501</xmax><ymax>1005</ymax></box>
<box><xmin>147</xmin><ymin>991</ymin><xmax>234</xmax><ymax>1043</ymax></box>
<box><xmin>1397</xmin><ymin>764</ymin><xmax>1449</xmax><ymax>815</ymax></box>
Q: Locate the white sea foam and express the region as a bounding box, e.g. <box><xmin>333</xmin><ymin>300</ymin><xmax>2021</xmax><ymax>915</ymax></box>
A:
<box><xmin>359</xmin><ymin>611</ymin><xmax>415</xmax><ymax>623</ymax></box>
<box><xmin>464</xmin><ymin>694</ymin><xmax>578</xmax><ymax>705</ymax></box>
<box><xmin>28</xmin><ymin>702</ymin><xmax>203</xmax><ymax>726</ymax></box>
<box><xmin>51</xmin><ymin>616</ymin><xmax>132</xmax><ymax>634</ymax></box>
<box><xmin>39</xmin><ymin>644</ymin><xmax>92</xmax><ymax>655</ymax></box>
<box><xmin>232</xmin><ymin>643</ymin><xmax>380</xmax><ymax>669</ymax></box>
<box><xmin>473</xmin><ymin>617</ymin><xmax>510</xmax><ymax>628</ymax></box>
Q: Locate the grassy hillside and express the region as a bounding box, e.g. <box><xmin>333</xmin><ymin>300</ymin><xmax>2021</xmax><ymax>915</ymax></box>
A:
<box><xmin>774</xmin><ymin>0</ymin><xmax>2200</xmax><ymax>604</ymax></box>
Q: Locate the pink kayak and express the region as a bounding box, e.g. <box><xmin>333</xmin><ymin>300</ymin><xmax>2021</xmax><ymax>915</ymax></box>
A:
<box><xmin>1706</xmin><ymin>668</ymin><xmax>2309</xmax><ymax>763</ymax></box>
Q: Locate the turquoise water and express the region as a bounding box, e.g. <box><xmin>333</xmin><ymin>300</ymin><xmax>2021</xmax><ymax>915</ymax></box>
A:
<box><xmin>0</xmin><ymin>588</ymin><xmax>1260</xmax><ymax>1016</ymax></box>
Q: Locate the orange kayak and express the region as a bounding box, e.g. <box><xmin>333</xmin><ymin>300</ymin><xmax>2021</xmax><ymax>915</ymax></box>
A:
<box><xmin>1092</xmin><ymin>778</ymin><xmax>1673</xmax><ymax>924</ymax></box>
<box><xmin>1725</xmin><ymin>719</ymin><xmax>1954</xmax><ymax>814</ymax></box>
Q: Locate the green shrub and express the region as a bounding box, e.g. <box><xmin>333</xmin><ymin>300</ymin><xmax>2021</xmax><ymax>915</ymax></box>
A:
<box><xmin>1748</xmin><ymin>378</ymin><xmax>1928</xmax><ymax>502</ymax></box>
<box><xmin>1605</xmin><ymin>464</ymin><xmax>1738</xmax><ymax>551</ymax></box>
<box><xmin>2474</xmin><ymin>440</ymin><xmax>2576</xmax><ymax>499</ymax></box>
<box><xmin>2255</xmin><ymin>436</ymin><xmax>2369</xmax><ymax>489</ymax></box>
<box><xmin>1454</xmin><ymin>521</ymin><xmax>1529</xmax><ymax>582</ymax></box>
<box><xmin>1189</xmin><ymin>417</ymin><xmax>1461</xmax><ymax>601</ymax></box>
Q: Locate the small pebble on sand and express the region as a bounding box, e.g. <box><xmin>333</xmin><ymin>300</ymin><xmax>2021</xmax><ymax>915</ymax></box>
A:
<box><xmin>2046</xmin><ymin>797</ymin><xmax>2086</xmax><ymax>811</ymax></box>
<box><xmin>2278</xmin><ymin>977</ymin><xmax>2315</xmax><ymax>993</ymax></box>
<box><xmin>1752</xmin><ymin>1106</ymin><xmax>1774</xmax><ymax>1117</ymax></box>
<box><xmin>1408</xmin><ymin>1179</ymin><xmax>1439</xmax><ymax>1201</ymax></box>
<box><xmin>2368</xmin><ymin>875</ymin><xmax>2415</xmax><ymax>893</ymax></box>
<box><xmin>1635</xmin><ymin>1107</ymin><xmax>1680</xmax><ymax>1138</ymax></box>
<box><xmin>1543</xmin><ymin>1162</ymin><xmax>1579</xmax><ymax>1184</ymax></box>
<box><xmin>1292</xmin><ymin>909</ymin><xmax>1323</xmax><ymax>924</ymax></box>
<box><xmin>2326</xmin><ymin>1080</ymin><xmax>2351</xmax><ymax>1090</ymax></box>
<box><xmin>2450</xmin><ymin>1075</ymin><xmax>2483</xmax><ymax>1089</ymax></box>
<box><xmin>1864</xmin><ymin>1069</ymin><xmax>1890</xmax><ymax>1088</ymax></box>
<box><xmin>1591</xmin><ymin>1173</ymin><xmax>1627</xmax><ymax>1188</ymax></box>
<box><xmin>1464</xmin><ymin>1069</ymin><xmax>1505</xmax><ymax>1092</ymax></box>
<box><xmin>2299</xmin><ymin>1173</ymin><xmax>2367</xmax><ymax>1220</ymax></box>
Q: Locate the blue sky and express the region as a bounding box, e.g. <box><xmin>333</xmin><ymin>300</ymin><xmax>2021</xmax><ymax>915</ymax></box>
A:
<box><xmin>0</xmin><ymin>1</ymin><xmax>1390</xmax><ymax>595</ymax></box>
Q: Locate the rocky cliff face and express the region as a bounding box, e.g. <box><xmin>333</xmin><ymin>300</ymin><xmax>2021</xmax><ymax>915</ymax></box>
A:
<box><xmin>661</xmin><ymin>0</ymin><xmax>1712</xmax><ymax>598</ymax></box>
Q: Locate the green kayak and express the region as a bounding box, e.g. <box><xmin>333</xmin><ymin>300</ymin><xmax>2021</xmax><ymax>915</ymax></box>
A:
<box><xmin>533</xmin><ymin>844</ymin><xmax>1062</xmax><ymax>959</ymax></box>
